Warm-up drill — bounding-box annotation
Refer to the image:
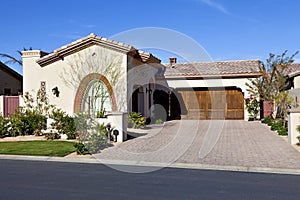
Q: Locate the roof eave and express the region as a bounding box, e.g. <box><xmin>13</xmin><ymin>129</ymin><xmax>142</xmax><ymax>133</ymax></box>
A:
<box><xmin>288</xmin><ymin>71</ymin><xmax>300</xmax><ymax>78</ymax></box>
<box><xmin>37</xmin><ymin>34</ymin><xmax>136</xmax><ymax>67</ymax></box>
<box><xmin>165</xmin><ymin>72</ymin><xmax>262</xmax><ymax>79</ymax></box>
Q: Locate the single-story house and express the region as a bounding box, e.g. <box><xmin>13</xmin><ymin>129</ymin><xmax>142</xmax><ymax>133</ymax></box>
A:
<box><xmin>22</xmin><ymin>33</ymin><xmax>263</xmax><ymax>132</ymax></box>
<box><xmin>22</xmin><ymin>33</ymin><xmax>168</xmax><ymax>122</ymax></box>
<box><xmin>22</xmin><ymin>33</ymin><xmax>263</xmax><ymax>122</ymax></box>
<box><xmin>0</xmin><ymin>61</ymin><xmax>22</xmax><ymax>96</ymax></box>
<box><xmin>164</xmin><ymin>58</ymin><xmax>261</xmax><ymax>120</ymax></box>
<box><xmin>0</xmin><ymin>62</ymin><xmax>22</xmax><ymax>117</ymax></box>
<box><xmin>286</xmin><ymin>64</ymin><xmax>300</xmax><ymax>108</ymax></box>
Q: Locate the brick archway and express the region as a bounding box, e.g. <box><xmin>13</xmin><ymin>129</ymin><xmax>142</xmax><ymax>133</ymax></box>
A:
<box><xmin>74</xmin><ymin>73</ymin><xmax>117</xmax><ymax>113</ymax></box>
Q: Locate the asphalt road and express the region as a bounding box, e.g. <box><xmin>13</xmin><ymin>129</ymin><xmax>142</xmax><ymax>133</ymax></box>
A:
<box><xmin>0</xmin><ymin>159</ymin><xmax>300</xmax><ymax>200</ymax></box>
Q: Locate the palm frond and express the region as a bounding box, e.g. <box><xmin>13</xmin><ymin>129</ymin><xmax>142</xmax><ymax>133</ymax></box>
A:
<box><xmin>0</xmin><ymin>53</ymin><xmax>22</xmax><ymax>66</ymax></box>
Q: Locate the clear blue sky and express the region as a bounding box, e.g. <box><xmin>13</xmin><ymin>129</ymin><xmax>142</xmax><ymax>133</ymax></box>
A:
<box><xmin>1</xmin><ymin>0</ymin><xmax>300</xmax><ymax>74</ymax></box>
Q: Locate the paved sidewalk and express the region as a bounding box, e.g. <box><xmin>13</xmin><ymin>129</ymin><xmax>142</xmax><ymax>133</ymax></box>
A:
<box><xmin>95</xmin><ymin>120</ymin><xmax>300</xmax><ymax>170</ymax></box>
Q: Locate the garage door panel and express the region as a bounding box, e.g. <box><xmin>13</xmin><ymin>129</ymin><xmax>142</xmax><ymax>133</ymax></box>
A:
<box><xmin>208</xmin><ymin>109</ymin><xmax>226</xmax><ymax>119</ymax></box>
<box><xmin>178</xmin><ymin>89</ymin><xmax>244</xmax><ymax>120</ymax></box>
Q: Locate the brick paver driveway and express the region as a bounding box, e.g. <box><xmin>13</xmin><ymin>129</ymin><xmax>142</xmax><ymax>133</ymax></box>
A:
<box><xmin>95</xmin><ymin>120</ymin><xmax>300</xmax><ymax>169</ymax></box>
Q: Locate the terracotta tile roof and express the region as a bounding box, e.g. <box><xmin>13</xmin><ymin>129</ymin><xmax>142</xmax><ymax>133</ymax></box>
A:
<box><xmin>285</xmin><ymin>64</ymin><xmax>300</xmax><ymax>77</ymax></box>
<box><xmin>36</xmin><ymin>33</ymin><xmax>160</xmax><ymax>67</ymax></box>
<box><xmin>164</xmin><ymin>60</ymin><xmax>262</xmax><ymax>78</ymax></box>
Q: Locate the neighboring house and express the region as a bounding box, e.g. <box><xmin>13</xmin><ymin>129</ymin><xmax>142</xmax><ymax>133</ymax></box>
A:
<box><xmin>22</xmin><ymin>33</ymin><xmax>168</xmax><ymax>120</ymax></box>
<box><xmin>0</xmin><ymin>62</ymin><xmax>22</xmax><ymax>117</ymax></box>
<box><xmin>0</xmin><ymin>61</ymin><xmax>22</xmax><ymax>96</ymax></box>
<box><xmin>164</xmin><ymin>58</ymin><xmax>262</xmax><ymax>120</ymax></box>
<box><xmin>286</xmin><ymin>64</ymin><xmax>300</xmax><ymax>108</ymax></box>
<box><xmin>286</xmin><ymin>63</ymin><xmax>300</xmax><ymax>89</ymax></box>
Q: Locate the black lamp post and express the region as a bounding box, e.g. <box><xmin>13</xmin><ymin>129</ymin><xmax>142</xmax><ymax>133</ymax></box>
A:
<box><xmin>106</xmin><ymin>123</ymin><xmax>112</xmax><ymax>143</ymax></box>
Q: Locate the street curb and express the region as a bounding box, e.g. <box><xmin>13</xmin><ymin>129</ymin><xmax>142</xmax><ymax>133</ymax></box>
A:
<box><xmin>0</xmin><ymin>154</ymin><xmax>300</xmax><ymax>175</ymax></box>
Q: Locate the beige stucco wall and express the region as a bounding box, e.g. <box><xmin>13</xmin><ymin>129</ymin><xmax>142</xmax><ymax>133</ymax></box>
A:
<box><xmin>167</xmin><ymin>77</ymin><xmax>254</xmax><ymax>96</ymax></box>
<box><xmin>166</xmin><ymin>77</ymin><xmax>257</xmax><ymax>120</ymax></box>
<box><xmin>23</xmin><ymin>46</ymin><xmax>127</xmax><ymax>115</ymax></box>
<box><xmin>294</xmin><ymin>76</ymin><xmax>300</xmax><ymax>89</ymax></box>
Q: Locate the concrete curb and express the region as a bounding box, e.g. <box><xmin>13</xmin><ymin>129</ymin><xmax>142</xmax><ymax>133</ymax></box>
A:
<box><xmin>1</xmin><ymin>154</ymin><xmax>300</xmax><ymax>175</ymax></box>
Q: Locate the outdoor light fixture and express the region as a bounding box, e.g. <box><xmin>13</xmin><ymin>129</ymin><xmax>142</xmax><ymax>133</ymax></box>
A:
<box><xmin>52</xmin><ymin>86</ymin><xmax>60</xmax><ymax>97</ymax></box>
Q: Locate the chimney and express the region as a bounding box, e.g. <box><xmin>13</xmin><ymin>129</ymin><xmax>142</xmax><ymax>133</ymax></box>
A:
<box><xmin>169</xmin><ymin>57</ymin><xmax>177</xmax><ymax>67</ymax></box>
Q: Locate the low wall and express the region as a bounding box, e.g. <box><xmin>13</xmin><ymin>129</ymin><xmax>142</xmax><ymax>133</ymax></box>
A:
<box><xmin>96</xmin><ymin>112</ymin><xmax>127</xmax><ymax>143</ymax></box>
<box><xmin>287</xmin><ymin>109</ymin><xmax>300</xmax><ymax>145</ymax></box>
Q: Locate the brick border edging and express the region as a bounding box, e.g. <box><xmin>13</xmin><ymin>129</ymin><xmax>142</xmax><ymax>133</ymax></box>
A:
<box><xmin>73</xmin><ymin>73</ymin><xmax>117</xmax><ymax>113</ymax></box>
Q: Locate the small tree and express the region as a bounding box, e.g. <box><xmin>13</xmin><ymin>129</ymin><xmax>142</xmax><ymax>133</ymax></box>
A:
<box><xmin>246</xmin><ymin>50</ymin><xmax>298</xmax><ymax>121</ymax></box>
<box><xmin>275</xmin><ymin>91</ymin><xmax>293</xmax><ymax>127</ymax></box>
<box><xmin>245</xmin><ymin>97</ymin><xmax>260</xmax><ymax>120</ymax></box>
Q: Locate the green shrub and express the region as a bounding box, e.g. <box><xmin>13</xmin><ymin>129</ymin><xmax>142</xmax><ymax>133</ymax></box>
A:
<box><xmin>261</xmin><ymin>116</ymin><xmax>273</xmax><ymax>125</ymax></box>
<box><xmin>74</xmin><ymin>142</ymin><xmax>89</xmax><ymax>155</ymax></box>
<box><xmin>74</xmin><ymin>113</ymin><xmax>92</xmax><ymax>134</ymax></box>
<box><xmin>76</xmin><ymin>123</ymin><xmax>108</xmax><ymax>154</ymax></box>
<box><xmin>5</xmin><ymin>90</ymin><xmax>54</xmax><ymax>137</ymax></box>
<box><xmin>278</xmin><ymin>127</ymin><xmax>288</xmax><ymax>136</ymax></box>
<box><xmin>128</xmin><ymin>112</ymin><xmax>146</xmax><ymax>128</ymax></box>
<box><xmin>245</xmin><ymin>97</ymin><xmax>260</xmax><ymax>120</ymax></box>
<box><xmin>51</xmin><ymin>109</ymin><xmax>76</xmax><ymax>139</ymax></box>
<box><xmin>94</xmin><ymin>123</ymin><xmax>109</xmax><ymax>139</ymax></box>
<box><xmin>270</xmin><ymin>120</ymin><xmax>284</xmax><ymax>131</ymax></box>
<box><xmin>155</xmin><ymin>119</ymin><xmax>164</xmax><ymax>124</ymax></box>
<box><xmin>248</xmin><ymin>117</ymin><xmax>255</xmax><ymax>121</ymax></box>
<box><xmin>96</xmin><ymin>110</ymin><xmax>106</xmax><ymax>118</ymax></box>
<box><xmin>83</xmin><ymin>129</ymin><xmax>107</xmax><ymax>154</ymax></box>
<box><xmin>8</xmin><ymin>109</ymin><xmax>47</xmax><ymax>137</ymax></box>
<box><xmin>0</xmin><ymin>115</ymin><xmax>9</xmax><ymax>138</ymax></box>
<box><xmin>75</xmin><ymin>114</ymin><xmax>109</xmax><ymax>154</ymax></box>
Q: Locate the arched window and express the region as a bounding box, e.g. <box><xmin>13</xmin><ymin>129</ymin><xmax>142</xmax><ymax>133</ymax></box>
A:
<box><xmin>82</xmin><ymin>79</ymin><xmax>112</xmax><ymax>117</ymax></box>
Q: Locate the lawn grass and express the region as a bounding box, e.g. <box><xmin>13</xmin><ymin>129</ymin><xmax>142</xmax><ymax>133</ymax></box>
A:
<box><xmin>0</xmin><ymin>141</ymin><xmax>76</xmax><ymax>157</ymax></box>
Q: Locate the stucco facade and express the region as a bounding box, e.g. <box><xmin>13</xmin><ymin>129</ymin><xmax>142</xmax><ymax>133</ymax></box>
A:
<box><xmin>22</xmin><ymin>34</ymin><xmax>167</xmax><ymax>117</ymax></box>
<box><xmin>22</xmin><ymin>33</ymin><xmax>263</xmax><ymax>122</ymax></box>
<box><xmin>293</xmin><ymin>76</ymin><xmax>300</xmax><ymax>89</ymax></box>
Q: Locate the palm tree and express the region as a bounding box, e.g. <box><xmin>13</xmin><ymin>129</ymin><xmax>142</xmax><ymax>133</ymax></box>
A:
<box><xmin>0</xmin><ymin>47</ymin><xmax>32</xmax><ymax>66</ymax></box>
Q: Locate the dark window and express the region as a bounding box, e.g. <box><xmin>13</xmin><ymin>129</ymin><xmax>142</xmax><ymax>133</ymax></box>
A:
<box><xmin>4</xmin><ymin>88</ymin><xmax>11</xmax><ymax>96</ymax></box>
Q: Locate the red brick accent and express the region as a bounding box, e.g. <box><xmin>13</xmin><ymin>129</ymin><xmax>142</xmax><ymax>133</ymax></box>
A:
<box><xmin>73</xmin><ymin>73</ymin><xmax>117</xmax><ymax>113</ymax></box>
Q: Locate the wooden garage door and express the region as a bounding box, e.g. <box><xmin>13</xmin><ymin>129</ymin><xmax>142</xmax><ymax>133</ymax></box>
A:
<box><xmin>178</xmin><ymin>89</ymin><xmax>244</xmax><ymax>120</ymax></box>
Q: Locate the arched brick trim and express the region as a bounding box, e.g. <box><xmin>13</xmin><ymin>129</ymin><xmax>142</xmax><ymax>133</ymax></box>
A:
<box><xmin>74</xmin><ymin>73</ymin><xmax>117</xmax><ymax>113</ymax></box>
